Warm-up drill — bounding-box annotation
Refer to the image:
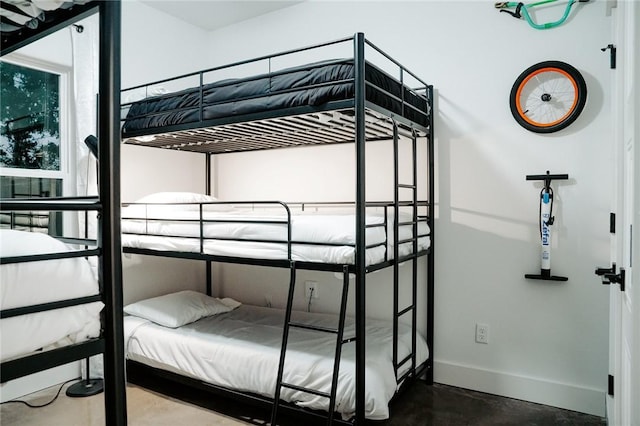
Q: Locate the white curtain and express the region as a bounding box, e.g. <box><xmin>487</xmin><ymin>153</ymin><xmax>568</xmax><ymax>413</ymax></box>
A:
<box><xmin>70</xmin><ymin>15</ymin><xmax>103</xmax><ymax>379</ymax></box>
<box><xmin>70</xmin><ymin>14</ymin><xmax>99</xmax><ymax>239</ymax></box>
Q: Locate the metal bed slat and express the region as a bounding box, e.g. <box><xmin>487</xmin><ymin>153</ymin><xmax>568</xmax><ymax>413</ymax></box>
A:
<box><xmin>232</xmin><ymin>121</ymin><xmax>339</xmax><ymax>145</ymax></box>
<box><xmin>246</xmin><ymin>118</ymin><xmax>349</xmax><ymax>145</ymax></box>
<box><xmin>122</xmin><ymin>107</ymin><xmax>426</xmax><ymax>154</ymax></box>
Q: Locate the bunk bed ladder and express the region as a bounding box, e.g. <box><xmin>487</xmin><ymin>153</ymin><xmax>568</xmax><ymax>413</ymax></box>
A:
<box><xmin>272</xmin><ymin>264</ymin><xmax>351</xmax><ymax>426</ymax></box>
<box><xmin>392</xmin><ymin>123</ymin><xmax>419</xmax><ymax>385</ymax></box>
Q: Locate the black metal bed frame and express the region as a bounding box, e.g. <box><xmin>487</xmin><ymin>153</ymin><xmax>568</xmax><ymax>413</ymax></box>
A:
<box><xmin>120</xmin><ymin>32</ymin><xmax>435</xmax><ymax>425</ymax></box>
<box><xmin>0</xmin><ymin>2</ymin><xmax>126</xmax><ymax>425</ymax></box>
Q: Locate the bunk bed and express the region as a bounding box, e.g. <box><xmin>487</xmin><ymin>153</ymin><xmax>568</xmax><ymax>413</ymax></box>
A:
<box><xmin>0</xmin><ymin>2</ymin><xmax>126</xmax><ymax>425</ymax></box>
<box><xmin>120</xmin><ymin>33</ymin><xmax>435</xmax><ymax>425</ymax></box>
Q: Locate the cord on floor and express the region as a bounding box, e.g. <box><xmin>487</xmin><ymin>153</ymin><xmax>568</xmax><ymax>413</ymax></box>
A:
<box><xmin>0</xmin><ymin>378</ymin><xmax>78</xmax><ymax>408</ymax></box>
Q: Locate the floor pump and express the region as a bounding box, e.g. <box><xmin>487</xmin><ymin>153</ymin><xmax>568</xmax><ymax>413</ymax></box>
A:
<box><xmin>525</xmin><ymin>171</ymin><xmax>569</xmax><ymax>281</ymax></box>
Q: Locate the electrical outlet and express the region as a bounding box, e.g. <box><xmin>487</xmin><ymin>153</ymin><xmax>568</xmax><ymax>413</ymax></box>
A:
<box><xmin>476</xmin><ymin>323</ymin><xmax>489</xmax><ymax>344</ymax></box>
<box><xmin>305</xmin><ymin>281</ymin><xmax>318</xmax><ymax>299</ymax></box>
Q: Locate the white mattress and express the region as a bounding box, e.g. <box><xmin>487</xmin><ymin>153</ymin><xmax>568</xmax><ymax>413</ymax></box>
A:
<box><xmin>124</xmin><ymin>304</ymin><xmax>429</xmax><ymax>420</ymax></box>
<box><xmin>121</xmin><ymin>207</ymin><xmax>430</xmax><ymax>265</ymax></box>
<box><xmin>0</xmin><ymin>229</ymin><xmax>103</xmax><ymax>362</ymax></box>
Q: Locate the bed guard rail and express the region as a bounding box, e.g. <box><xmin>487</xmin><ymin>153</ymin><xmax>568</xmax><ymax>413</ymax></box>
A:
<box><xmin>121</xmin><ymin>199</ymin><xmax>431</xmax><ymax>268</ymax></box>
<box><xmin>120</xmin><ymin>33</ymin><xmax>431</xmax><ymax>150</ymax></box>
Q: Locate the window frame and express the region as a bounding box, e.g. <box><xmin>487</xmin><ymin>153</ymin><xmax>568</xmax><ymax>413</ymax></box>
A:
<box><xmin>0</xmin><ymin>53</ymin><xmax>73</xmax><ymax>196</ymax></box>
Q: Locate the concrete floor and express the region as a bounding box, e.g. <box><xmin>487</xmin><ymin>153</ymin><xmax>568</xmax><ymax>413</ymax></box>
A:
<box><xmin>0</xmin><ymin>380</ymin><xmax>607</xmax><ymax>426</ymax></box>
<box><xmin>1</xmin><ymin>382</ymin><xmax>248</xmax><ymax>426</ymax></box>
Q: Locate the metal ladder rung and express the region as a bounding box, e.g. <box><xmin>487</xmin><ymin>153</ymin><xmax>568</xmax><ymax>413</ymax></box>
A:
<box><xmin>396</xmin><ymin>304</ymin><xmax>414</xmax><ymax>318</ymax></box>
<box><xmin>272</xmin><ymin>264</ymin><xmax>350</xmax><ymax>426</ymax></box>
<box><xmin>397</xmin><ymin>183</ymin><xmax>416</xmax><ymax>189</ymax></box>
<box><xmin>281</xmin><ymin>382</ymin><xmax>331</xmax><ymax>399</ymax></box>
<box><xmin>397</xmin><ymin>253</ymin><xmax>421</xmax><ymax>263</ymax></box>
<box><xmin>396</xmin><ymin>353</ymin><xmax>413</xmax><ymax>370</ymax></box>
<box><xmin>397</xmin><ymin>220</ymin><xmax>417</xmax><ymax>226</ymax></box>
<box><xmin>342</xmin><ymin>336</ymin><xmax>356</xmax><ymax>344</ymax></box>
<box><xmin>397</xmin><ymin>237</ymin><xmax>417</xmax><ymax>245</ymax></box>
<box><xmin>288</xmin><ymin>321</ymin><xmax>338</xmax><ymax>334</ymax></box>
<box><xmin>396</xmin><ymin>364</ymin><xmax>414</xmax><ymax>384</ymax></box>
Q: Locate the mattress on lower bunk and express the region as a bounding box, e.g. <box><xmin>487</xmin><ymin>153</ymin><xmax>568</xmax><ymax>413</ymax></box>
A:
<box><xmin>124</xmin><ymin>303</ymin><xmax>429</xmax><ymax>420</ymax></box>
<box><xmin>121</xmin><ymin>204</ymin><xmax>430</xmax><ymax>265</ymax></box>
<box><xmin>0</xmin><ymin>229</ymin><xmax>103</xmax><ymax>361</ymax></box>
<box><xmin>121</xmin><ymin>59</ymin><xmax>430</xmax><ymax>136</ymax></box>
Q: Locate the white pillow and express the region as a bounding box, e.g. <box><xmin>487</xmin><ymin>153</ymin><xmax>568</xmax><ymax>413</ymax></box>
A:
<box><xmin>133</xmin><ymin>192</ymin><xmax>233</xmax><ymax>212</ymax></box>
<box><xmin>123</xmin><ymin>290</ymin><xmax>239</xmax><ymax>328</ymax></box>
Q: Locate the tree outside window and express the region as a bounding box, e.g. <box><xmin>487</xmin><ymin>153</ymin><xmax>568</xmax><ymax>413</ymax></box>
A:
<box><xmin>0</xmin><ymin>61</ymin><xmax>60</xmax><ymax>171</ymax></box>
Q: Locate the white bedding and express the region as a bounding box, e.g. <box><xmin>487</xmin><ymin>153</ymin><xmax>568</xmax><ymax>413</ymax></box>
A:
<box><xmin>124</xmin><ymin>304</ymin><xmax>429</xmax><ymax>420</ymax></box>
<box><xmin>0</xmin><ymin>229</ymin><xmax>104</xmax><ymax>361</ymax></box>
<box><xmin>121</xmin><ymin>206</ymin><xmax>430</xmax><ymax>265</ymax></box>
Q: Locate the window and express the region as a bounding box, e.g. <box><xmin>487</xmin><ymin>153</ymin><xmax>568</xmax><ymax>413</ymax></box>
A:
<box><xmin>1</xmin><ymin>61</ymin><xmax>61</xmax><ymax>171</ymax></box>
<box><xmin>1</xmin><ymin>56</ymin><xmax>71</xmax><ymax>234</ymax></box>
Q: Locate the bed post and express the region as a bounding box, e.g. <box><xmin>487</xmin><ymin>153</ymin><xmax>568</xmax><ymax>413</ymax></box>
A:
<box><xmin>205</xmin><ymin>153</ymin><xmax>212</xmax><ymax>196</ymax></box>
<box><xmin>426</xmin><ymin>84</ymin><xmax>435</xmax><ymax>385</ymax></box>
<box><xmin>205</xmin><ymin>153</ymin><xmax>212</xmax><ymax>296</ymax></box>
<box><xmin>354</xmin><ymin>32</ymin><xmax>367</xmax><ymax>424</ymax></box>
<box><xmin>98</xmin><ymin>2</ymin><xmax>127</xmax><ymax>424</ymax></box>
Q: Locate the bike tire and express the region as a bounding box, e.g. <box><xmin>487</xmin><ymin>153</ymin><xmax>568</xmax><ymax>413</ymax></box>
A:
<box><xmin>509</xmin><ymin>61</ymin><xmax>587</xmax><ymax>133</ymax></box>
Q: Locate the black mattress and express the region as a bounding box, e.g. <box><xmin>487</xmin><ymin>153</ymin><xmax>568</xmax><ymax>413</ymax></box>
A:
<box><xmin>121</xmin><ymin>59</ymin><xmax>430</xmax><ymax>136</ymax></box>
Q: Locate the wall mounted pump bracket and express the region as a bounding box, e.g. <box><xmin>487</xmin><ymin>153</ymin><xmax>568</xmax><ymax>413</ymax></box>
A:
<box><xmin>525</xmin><ymin>171</ymin><xmax>569</xmax><ymax>281</ymax></box>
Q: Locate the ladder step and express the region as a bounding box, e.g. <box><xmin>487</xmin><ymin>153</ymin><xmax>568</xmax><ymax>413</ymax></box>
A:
<box><xmin>397</xmin><ymin>220</ymin><xmax>417</xmax><ymax>226</ymax></box>
<box><xmin>397</xmin><ymin>237</ymin><xmax>417</xmax><ymax>245</ymax></box>
<box><xmin>281</xmin><ymin>382</ymin><xmax>331</xmax><ymax>399</ymax></box>
<box><xmin>397</xmin><ymin>184</ymin><xmax>416</xmax><ymax>189</ymax></box>
<box><xmin>397</xmin><ymin>253</ymin><xmax>423</xmax><ymax>264</ymax></box>
<box><xmin>342</xmin><ymin>336</ymin><xmax>356</xmax><ymax>344</ymax></box>
<box><xmin>396</xmin><ymin>365</ymin><xmax>414</xmax><ymax>384</ymax></box>
<box><xmin>396</xmin><ymin>305</ymin><xmax>414</xmax><ymax>317</ymax></box>
<box><xmin>289</xmin><ymin>321</ymin><xmax>338</xmax><ymax>334</ymax></box>
<box><xmin>396</xmin><ymin>353</ymin><xmax>413</xmax><ymax>370</ymax></box>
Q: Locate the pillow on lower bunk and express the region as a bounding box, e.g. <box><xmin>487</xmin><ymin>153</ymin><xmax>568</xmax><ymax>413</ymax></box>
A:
<box><xmin>133</xmin><ymin>192</ymin><xmax>233</xmax><ymax>212</ymax></box>
<box><xmin>123</xmin><ymin>290</ymin><xmax>240</xmax><ymax>328</ymax></box>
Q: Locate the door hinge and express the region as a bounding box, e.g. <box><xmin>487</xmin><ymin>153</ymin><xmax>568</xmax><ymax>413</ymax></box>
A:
<box><xmin>610</xmin><ymin>212</ymin><xmax>615</xmax><ymax>234</ymax></box>
<box><xmin>595</xmin><ymin>263</ymin><xmax>626</xmax><ymax>292</ymax></box>
<box><xmin>608</xmin><ymin>374</ymin><xmax>614</xmax><ymax>396</ymax></box>
<box><xmin>601</xmin><ymin>44</ymin><xmax>617</xmax><ymax>69</ymax></box>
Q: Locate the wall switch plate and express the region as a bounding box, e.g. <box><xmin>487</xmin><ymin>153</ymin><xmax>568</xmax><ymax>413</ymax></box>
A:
<box><xmin>476</xmin><ymin>323</ymin><xmax>489</xmax><ymax>344</ymax></box>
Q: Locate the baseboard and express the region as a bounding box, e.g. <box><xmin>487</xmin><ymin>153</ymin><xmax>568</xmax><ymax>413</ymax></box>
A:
<box><xmin>0</xmin><ymin>362</ymin><xmax>80</xmax><ymax>403</ymax></box>
<box><xmin>433</xmin><ymin>360</ymin><xmax>606</xmax><ymax>417</ymax></box>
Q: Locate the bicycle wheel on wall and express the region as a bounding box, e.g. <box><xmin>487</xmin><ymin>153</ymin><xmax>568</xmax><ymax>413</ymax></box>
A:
<box><xmin>510</xmin><ymin>61</ymin><xmax>587</xmax><ymax>133</ymax></box>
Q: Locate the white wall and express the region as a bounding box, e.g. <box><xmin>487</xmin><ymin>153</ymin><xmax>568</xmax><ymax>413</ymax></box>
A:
<box><xmin>199</xmin><ymin>0</ymin><xmax>612</xmax><ymax>417</ymax></box>
<box><xmin>119</xmin><ymin>0</ymin><xmax>215</xmax><ymax>303</ymax></box>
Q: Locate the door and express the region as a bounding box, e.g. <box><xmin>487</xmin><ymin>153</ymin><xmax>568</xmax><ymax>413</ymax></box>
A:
<box><xmin>606</xmin><ymin>2</ymin><xmax>638</xmax><ymax>425</ymax></box>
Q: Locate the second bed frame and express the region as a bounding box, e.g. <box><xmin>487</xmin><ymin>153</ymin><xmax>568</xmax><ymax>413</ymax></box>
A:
<box><xmin>121</xmin><ymin>33</ymin><xmax>435</xmax><ymax>425</ymax></box>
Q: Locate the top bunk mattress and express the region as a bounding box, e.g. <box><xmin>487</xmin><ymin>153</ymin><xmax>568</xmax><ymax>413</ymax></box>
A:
<box><xmin>121</xmin><ymin>59</ymin><xmax>430</xmax><ymax>139</ymax></box>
